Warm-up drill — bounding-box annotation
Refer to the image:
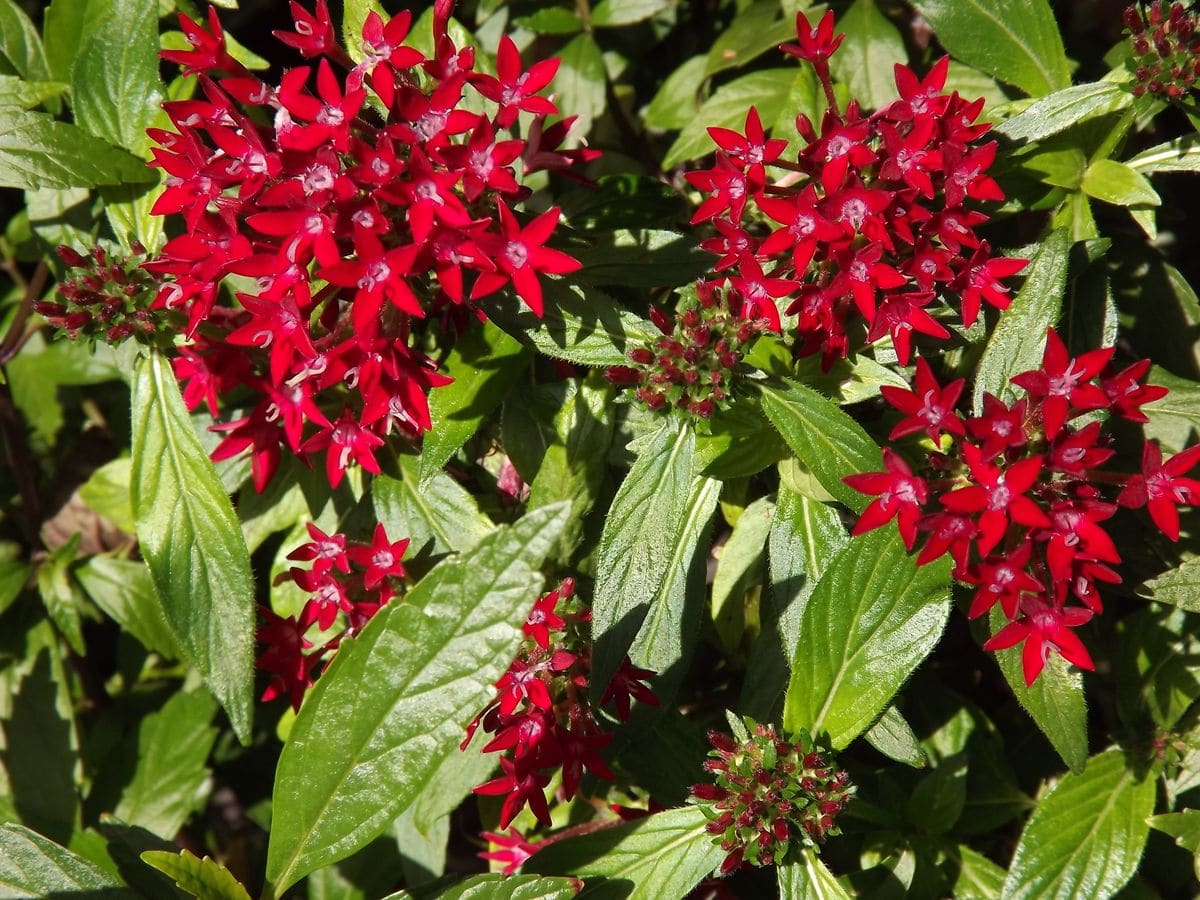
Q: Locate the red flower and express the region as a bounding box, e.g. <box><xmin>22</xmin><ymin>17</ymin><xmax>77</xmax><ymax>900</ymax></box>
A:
<box><xmin>1011</xmin><ymin>329</ymin><xmax>1114</xmax><ymax>437</ymax></box>
<box><xmin>880</xmin><ymin>357</ymin><xmax>966</xmax><ymax>443</ymax></box>
<box><xmin>779</xmin><ymin>10</ymin><xmax>845</xmax><ymax>62</ymax></box>
<box><xmin>474</xmin><ymin>757</ymin><xmax>552</xmax><ymax>828</ymax></box>
<box><xmin>843</xmin><ymin>449</ymin><xmax>928</xmax><ymax>549</ymax></box>
<box><xmin>940</xmin><ymin>444</ymin><xmax>1049</xmax><ymax>557</ymax></box>
<box><xmin>479</xmin><ymin>828</ymin><xmax>540</xmax><ymax>874</ymax></box>
<box><xmin>952</xmin><ymin>243</ymin><xmax>1028</xmax><ymax>328</ymax></box>
<box><xmin>1118</xmin><ymin>441</ymin><xmax>1200</xmax><ymax>541</ymax></box>
<box><xmin>471</xmin><ymin>35</ymin><xmax>560</xmax><ymax>128</ymax></box>
<box><xmin>347</xmin><ymin>523</ymin><xmax>409</xmax><ymax>590</ymax></box>
<box><xmin>983</xmin><ymin>598</ymin><xmax>1095</xmax><ymax>686</ymax></box>
<box><xmin>274</xmin><ymin>0</ymin><xmax>338</xmax><ymax>59</ymax></box>
<box><xmin>471</xmin><ymin>202</ymin><xmax>582</xmax><ymax>315</ymax></box>
<box><xmin>707</xmin><ymin>107</ymin><xmax>788</xmax><ymax>187</ymax></box>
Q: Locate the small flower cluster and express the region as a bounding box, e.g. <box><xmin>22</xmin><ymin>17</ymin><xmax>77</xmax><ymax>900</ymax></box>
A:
<box><xmin>256</xmin><ymin>522</ymin><xmax>409</xmax><ymax>710</ymax></box>
<box><xmin>1123</xmin><ymin>2</ymin><xmax>1199</xmax><ymax>100</ymax></box>
<box><xmin>37</xmin><ymin>244</ymin><xmax>175</xmax><ymax>345</ymax></box>
<box><xmin>149</xmin><ymin>0</ymin><xmax>589</xmax><ymax>491</ymax></box>
<box><xmin>605</xmin><ymin>281</ymin><xmax>766</xmax><ymax>418</ymax></box>
<box><xmin>843</xmin><ymin>329</ymin><xmax>1198</xmax><ymax>685</ymax></box>
<box><xmin>690</xmin><ymin>719</ymin><xmax>851</xmax><ymax>876</ymax></box>
<box><xmin>467</xmin><ymin>578</ymin><xmax>659</xmax><ymax>829</ymax></box>
<box><xmin>687</xmin><ymin>10</ymin><xmax>1024</xmax><ymax>369</ymax></box>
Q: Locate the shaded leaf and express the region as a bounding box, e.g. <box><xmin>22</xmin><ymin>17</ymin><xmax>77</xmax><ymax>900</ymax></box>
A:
<box><xmin>75</xmin><ymin>557</ymin><xmax>177</xmax><ymax>657</ymax></box>
<box><xmin>36</xmin><ymin>533</ymin><xmax>85</xmax><ymax>655</ymax></box>
<box><xmin>571</xmin><ymin>230</ymin><xmax>713</xmax><ymax>289</ymax></box>
<box><xmin>703</xmin><ymin>1</ymin><xmax>793</xmax><ymax>78</ymax></box>
<box><xmin>1147</xmin><ymin>811</ymin><xmax>1200</xmax><ymax>881</ymax></box>
<box><xmin>421</xmin><ymin>321</ymin><xmax>528</xmax><ymax>483</ymax></box>
<box><xmin>395</xmin><ymin>872</ymin><xmax>581</xmax><ymax>900</ymax></box>
<box><xmin>374</xmin><ymin>456</ymin><xmax>495</xmax><ymax>559</ymax></box>
<box><xmin>777</xmin><ymin>848</ymin><xmax>852</xmax><ymax>899</ymax></box>
<box><xmin>663</xmin><ymin>69</ymin><xmax>796</xmax><ymax>168</ymax></box>
<box><xmin>0</xmin><ymin>0</ymin><xmax>49</xmax><ymax>82</ymax></box>
<box><xmin>995</xmin><ymin>82</ymin><xmax>1131</xmax><ymax>143</ymax></box>
<box><xmin>554</xmin><ymin>33</ymin><xmax>606</xmax><ymax>139</ymax></box>
<box><xmin>864</xmin><ymin>705</ymin><xmax>927</xmax><ymax>768</ymax></box>
<box><xmin>711</xmin><ymin>495</ymin><xmax>773</xmax><ymax>652</ymax></box>
<box><xmin>1126</xmin><ymin>134</ymin><xmax>1200</xmax><ymax>174</ymax></box>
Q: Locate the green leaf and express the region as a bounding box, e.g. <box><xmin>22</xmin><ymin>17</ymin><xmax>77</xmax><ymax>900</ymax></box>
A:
<box><xmin>0</xmin><ymin>76</ymin><xmax>67</xmax><ymax>110</ymax></box>
<box><xmin>554</xmin><ymin>33</ymin><xmax>606</xmax><ymax>138</ymax></box>
<box><xmin>36</xmin><ymin>534</ymin><xmax>85</xmax><ymax>655</ymax></box>
<box><xmin>130</xmin><ymin>350</ymin><xmax>255</xmax><ymax>743</ymax></box>
<box><xmin>590</xmin><ymin>0</ymin><xmax>669</xmax><ymax>27</ymax></box>
<box><xmin>1001</xmin><ymin>748</ymin><xmax>1154</xmax><ymax>900</ymax></box>
<box><xmin>482</xmin><ymin>281</ymin><xmax>655</xmax><ymax>367</ymax></box>
<box><xmin>663</xmin><ymin>69</ymin><xmax>795</xmax><ymax>168</ymax></box>
<box><xmin>0</xmin><ymin>108</ymin><xmax>154</xmax><ymax>189</ymax></box>
<box><xmin>777</xmin><ymin>848</ymin><xmax>852</xmax><ymax>899</ymax></box>
<box><xmin>1137</xmin><ymin>552</ymin><xmax>1200</xmax><ymax>612</ymax></box>
<box><xmin>591</xmin><ymin>421</ymin><xmax>697</xmax><ymax>695</ymax></box>
<box><xmin>43</xmin><ymin>0</ymin><xmax>85</xmax><ymax>83</ymax></box>
<box><xmin>703</xmin><ymin>0</ymin><xmax>793</xmax><ymax>78</ymax></box>
<box><xmin>571</xmin><ymin>230</ymin><xmax>713</xmax><ymax>288</ymax></box>
<box><xmin>627</xmin><ymin>475</ymin><xmax>721</xmax><ymax>704</ymax></box>
<box><xmin>864</xmin><ymin>705</ymin><xmax>928</xmax><ymax>768</ymax></box>
<box><xmin>0</xmin><ymin>824</ymin><xmax>131</xmax><ymax>898</ymax></box>
<box><xmin>740</xmin><ymin>486</ymin><xmax>848</xmax><ymax>719</ymax></box>
<box><xmin>988</xmin><ymin>606</ymin><xmax>1088</xmax><ymax>773</ymax></box>
<box><xmin>952</xmin><ymin>845</ymin><xmax>1008</xmax><ymax>899</ymax></box>
<box><xmin>757</xmin><ymin>379</ymin><xmax>883</xmax><ymax>513</ymax></box>
<box><xmin>911</xmin><ymin>0</ymin><xmax>1070</xmax><ymax>97</ymax></box>
<box><xmin>1126</xmin><ymin>134</ymin><xmax>1200</xmax><ymax>174</ymax></box>
<box><xmin>528</xmin><ymin>375</ymin><xmax>617</xmax><ymax>561</ymax></box>
<box><xmin>995</xmin><ymin>82</ymin><xmax>1131</xmax><ymax>143</ymax></box>
<box><xmin>1081</xmin><ymin>158</ymin><xmax>1160</xmax><ymax>207</ymax></box>
<box><xmin>374</xmin><ymin>456</ymin><xmax>495</xmax><ymax>559</ymax></box>
<box><xmin>643</xmin><ymin>55</ymin><xmax>706</xmax><ymax>130</ymax></box>
<box><xmin>907</xmin><ymin>753</ymin><xmax>968</xmax><ymax>834</ymax></box>
<box><xmin>71</xmin><ymin>0</ymin><xmax>161</xmax><ymax>155</ymax></box>
<box><xmin>264</xmin><ymin>505</ymin><xmax>569</xmax><ymax>898</ymax></box>
<box><xmin>972</xmin><ymin>229</ymin><xmax>1071</xmax><ymax>412</ymax></box>
<box><xmin>420</xmin><ymin>320</ymin><xmax>527</xmax><ymax>484</ymax></box>
<box><xmin>829</xmin><ymin>0</ymin><xmax>907</xmax><ymax>110</ymax></box>
<box><xmin>527</xmin><ymin>806</ymin><xmax>724</xmax><ymax>899</ymax></box>
<box><xmin>113</xmin><ymin>688</ymin><xmax>217</xmax><ymax>839</ymax></box>
<box><xmin>75</xmin><ymin>557</ymin><xmax>178</xmax><ymax>657</ymax></box>
<box><xmin>513</xmin><ymin>8</ymin><xmax>583</xmax><ymax>35</ymax></box>
<box><xmin>784</xmin><ymin>528</ymin><xmax>952</xmax><ymax>748</ymax></box>
<box><xmin>395</xmin><ymin>873</ymin><xmax>582</xmax><ymax>900</ymax></box>
<box><xmin>141</xmin><ymin>850</ymin><xmax>251</xmax><ymax>900</ymax></box>
<box><xmin>79</xmin><ymin>457</ymin><xmax>134</xmax><ymax>532</ymax></box>
<box><xmin>1147</xmin><ymin>811</ymin><xmax>1200</xmax><ymax>881</ymax></box>
<box><xmin>711</xmin><ymin>495</ymin><xmax>773</xmax><ymax>652</ymax></box>
<box><xmin>0</xmin><ymin>0</ymin><xmax>50</xmax><ymax>82</ymax></box>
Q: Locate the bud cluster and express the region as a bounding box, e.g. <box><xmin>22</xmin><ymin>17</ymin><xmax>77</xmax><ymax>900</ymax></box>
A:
<box><xmin>1123</xmin><ymin>2</ymin><xmax>1200</xmax><ymax>99</ymax></box>
<box><xmin>690</xmin><ymin>719</ymin><xmax>852</xmax><ymax>876</ymax></box>
<box><xmin>256</xmin><ymin>522</ymin><xmax>409</xmax><ymax>710</ymax></box>
<box><xmin>467</xmin><ymin>579</ymin><xmax>659</xmax><ymax>829</ymax></box>
<box><xmin>843</xmin><ymin>329</ymin><xmax>1199</xmax><ymax>685</ymax></box>
<box><xmin>37</xmin><ymin>244</ymin><xmax>175</xmax><ymax>346</ymax></box>
<box><xmin>149</xmin><ymin>1</ymin><xmax>590</xmax><ymax>492</ymax></box>
<box><xmin>687</xmin><ymin>10</ymin><xmax>1024</xmax><ymax>370</ymax></box>
<box><xmin>605</xmin><ymin>281</ymin><xmax>766</xmax><ymax>419</ymax></box>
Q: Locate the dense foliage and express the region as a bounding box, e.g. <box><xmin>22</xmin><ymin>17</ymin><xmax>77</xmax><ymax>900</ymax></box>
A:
<box><xmin>1</xmin><ymin>0</ymin><xmax>1200</xmax><ymax>898</ymax></box>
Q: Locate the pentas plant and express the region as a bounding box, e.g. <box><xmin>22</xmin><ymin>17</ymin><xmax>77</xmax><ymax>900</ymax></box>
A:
<box><xmin>686</xmin><ymin>10</ymin><xmax>1024</xmax><ymax>368</ymax></box>
<box><xmin>148</xmin><ymin>0</ymin><xmax>588</xmax><ymax>491</ymax></box>
<box><xmin>8</xmin><ymin>1</ymin><xmax>1200</xmax><ymax>899</ymax></box>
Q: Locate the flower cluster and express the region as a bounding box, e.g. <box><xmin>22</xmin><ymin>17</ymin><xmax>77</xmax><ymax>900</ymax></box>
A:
<box><xmin>467</xmin><ymin>579</ymin><xmax>659</xmax><ymax>829</ymax></box>
<box><xmin>687</xmin><ymin>10</ymin><xmax>1024</xmax><ymax>369</ymax></box>
<box><xmin>256</xmin><ymin>522</ymin><xmax>409</xmax><ymax>710</ymax></box>
<box><xmin>843</xmin><ymin>329</ymin><xmax>1195</xmax><ymax>685</ymax></box>
<box><xmin>148</xmin><ymin>0</ymin><xmax>589</xmax><ymax>491</ymax></box>
<box><xmin>37</xmin><ymin>244</ymin><xmax>174</xmax><ymax>346</ymax></box>
<box><xmin>690</xmin><ymin>719</ymin><xmax>851</xmax><ymax>875</ymax></box>
<box><xmin>605</xmin><ymin>281</ymin><xmax>766</xmax><ymax>418</ymax></box>
<box><xmin>1123</xmin><ymin>2</ymin><xmax>1199</xmax><ymax>100</ymax></box>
